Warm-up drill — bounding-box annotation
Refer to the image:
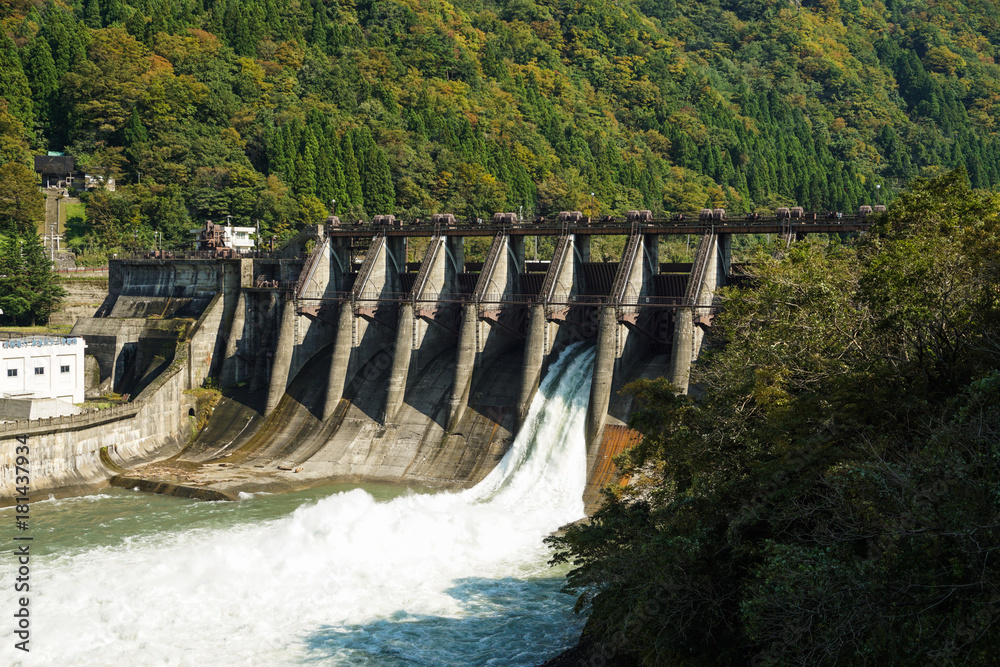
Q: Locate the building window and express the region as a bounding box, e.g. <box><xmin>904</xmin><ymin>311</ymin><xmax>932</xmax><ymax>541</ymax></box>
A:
<box><xmin>7</xmin><ymin>369</ymin><xmax>16</xmax><ymax>377</ymax></box>
<box><xmin>60</xmin><ymin>365</ymin><xmax>70</xmax><ymax>374</ymax></box>
<box><xmin>34</xmin><ymin>367</ymin><xmax>44</xmax><ymax>375</ymax></box>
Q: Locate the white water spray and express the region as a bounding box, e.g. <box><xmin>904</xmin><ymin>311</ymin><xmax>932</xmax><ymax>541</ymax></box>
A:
<box><xmin>2</xmin><ymin>344</ymin><xmax>595</xmax><ymax>666</ymax></box>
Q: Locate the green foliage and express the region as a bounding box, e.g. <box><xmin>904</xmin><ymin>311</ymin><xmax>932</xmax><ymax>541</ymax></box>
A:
<box><xmin>0</xmin><ymin>163</ymin><xmax>44</xmax><ymax>233</ymax></box>
<box><xmin>4</xmin><ymin>0</ymin><xmax>1000</xmax><ymax>248</ymax></box>
<box><xmin>0</xmin><ymin>230</ymin><xmax>66</xmax><ymax>326</ymax></box>
<box><xmin>0</xmin><ymin>160</ymin><xmax>64</xmax><ymax>326</ymax></box>
<box><xmin>549</xmin><ymin>171</ymin><xmax>1000</xmax><ymax>664</ymax></box>
<box><xmin>0</xmin><ymin>100</ymin><xmax>32</xmax><ymax>168</ymax></box>
<box><xmin>0</xmin><ymin>36</ymin><xmax>33</xmax><ymax>133</ymax></box>
<box><xmin>20</xmin><ymin>34</ymin><xmax>58</xmax><ymax>132</ymax></box>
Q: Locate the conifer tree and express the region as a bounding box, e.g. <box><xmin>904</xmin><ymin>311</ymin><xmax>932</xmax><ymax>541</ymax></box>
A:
<box><xmin>121</xmin><ymin>109</ymin><xmax>149</xmax><ymax>171</ymax></box>
<box><xmin>325</xmin><ymin>126</ymin><xmax>347</xmax><ymax>207</ymax></box>
<box><xmin>340</xmin><ymin>133</ymin><xmax>363</xmax><ymax>209</ymax></box>
<box><xmin>314</xmin><ymin>132</ymin><xmax>335</xmax><ymax>204</ymax></box>
<box><xmin>41</xmin><ymin>3</ymin><xmax>86</xmax><ymax>79</ymax></box>
<box><xmin>226</xmin><ymin>0</ymin><xmax>259</xmax><ymax>57</ymax></box>
<box><xmin>298</xmin><ymin>128</ymin><xmax>319</xmax><ymax>197</ymax></box>
<box><xmin>148</xmin><ymin>0</ymin><xmax>174</xmax><ymax>38</ymax></box>
<box><xmin>263</xmin><ymin>0</ymin><xmax>283</xmax><ymax>39</ymax></box>
<box><xmin>0</xmin><ymin>231</ymin><xmax>64</xmax><ymax>326</ymax></box>
<box><xmin>362</xmin><ymin>147</ymin><xmax>395</xmax><ymax>215</ymax></box>
<box><xmin>21</xmin><ymin>36</ymin><xmax>59</xmax><ymax>129</ymax></box>
<box><xmin>0</xmin><ymin>38</ymin><xmax>34</xmax><ymax>132</ymax></box>
<box><xmin>22</xmin><ymin>229</ymin><xmax>65</xmax><ymax>325</ymax></box>
<box><xmin>105</xmin><ymin>0</ymin><xmax>130</xmax><ymax>26</ymax></box>
<box><xmin>0</xmin><ymin>235</ymin><xmax>34</xmax><ymax>325</ymax></box>
<box><xmin>84</xmin><ymin>0</ymin><xmax>103</xmax><ymax>29</ymax></box>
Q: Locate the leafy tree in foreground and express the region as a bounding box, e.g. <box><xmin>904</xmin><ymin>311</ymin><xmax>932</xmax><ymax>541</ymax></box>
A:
<box><xmin>549</xmin><ymin>170</ymin><xmax>1000</xmax><ymax>665</ymax></box>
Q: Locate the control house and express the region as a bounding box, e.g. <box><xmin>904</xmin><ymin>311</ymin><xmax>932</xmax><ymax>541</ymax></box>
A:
<box><xmin>0</xmin><ymin>336</ymin><xmax>87</xmax><ymax>417</ymax></box>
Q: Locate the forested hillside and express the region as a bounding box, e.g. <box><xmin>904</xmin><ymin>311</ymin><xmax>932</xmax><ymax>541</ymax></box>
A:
<box><xmin>2</xmin><ymin>0</ymin><xmax>1000</xmax><ymax>251</ymax></box>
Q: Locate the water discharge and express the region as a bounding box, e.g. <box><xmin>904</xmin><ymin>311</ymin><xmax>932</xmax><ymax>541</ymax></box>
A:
<box><xmin>2</xmin><ymin>344</ymin><xmax>596</xmax><ymax>666</ymax></box>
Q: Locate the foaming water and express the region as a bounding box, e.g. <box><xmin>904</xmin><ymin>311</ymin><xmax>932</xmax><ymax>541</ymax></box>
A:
<box><xmin>1</xmin><ymin>344</ymin><xmax>594</xmax><ymax>666</ymax></box>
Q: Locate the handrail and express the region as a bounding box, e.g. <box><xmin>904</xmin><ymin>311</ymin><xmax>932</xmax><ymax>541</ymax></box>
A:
<box><xmin>297</xmin><ymin>291</ymin><xmax>702</xmax><ymax>309</ymax></box>
<box><xmin>249</xmin><ymin>279</ymin><xmax>298</xmax><ymax>291</ymax></box>
<box><xmin>539</xmin><ymin>233</ymin><xmax>572</xmax><ymax>307</ymax></box>
<box><xmin>324</xmin><ymin>215</ymin><xmax>873</xmax><ymax>235</ymax></box>
<box><xmin>351</xmin><ymin>232</ymin><xmax>385</xmax><ymax>301</ymax></box>
<box><xmin>473</xmin><ymin>232</ymin><xmax>506</xmax><ymax>304</ymax></box>
<box><xmin>57</xmin><ymin>266</ymin><xmax>109</xmax><ymax>274</ymax></box>
<box><xmin>113</xmin><ymin>251</ymin><xmax>293</xmax><ymax>261</ymax></box>
<box><xmin>409</xmin><ymin>235</ymin><xmax>443</xmax><ymax>304</ymax></box>
<box><xmin>295</xmin><ymin>237</ymin><xmax>329</xmax><ymax>299</ymax></box>
<box><xmin>685</xmin><ymin>230</ymin><xmax>716</xmax><ymax>307</ymax></box>
<box><xmin>609</xmin><ymin>227</ymin><xmax>642</xmax><ymax>306</ymax></box>
<box><xmin>0</xmin><ymin>402</ymin><xmax>141</xmax><ymax>437</ymax></box>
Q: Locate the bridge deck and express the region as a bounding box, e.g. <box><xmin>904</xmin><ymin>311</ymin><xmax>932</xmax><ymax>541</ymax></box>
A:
<box><xmin>326</xmin><ymin>217</ymin><xmax>870</xmax><ymax>238</ymax></box>
<box><xmin>299</xmin><ymin>291</ymin><xmax>693</xmax><ymax>309</ymax></box>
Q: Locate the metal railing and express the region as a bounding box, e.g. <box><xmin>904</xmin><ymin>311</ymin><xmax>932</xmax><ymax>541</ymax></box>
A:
<box><xmin>351</xmin><ymin>233</ymin><xmax>385</xmax><ymax>300</ymax></box>
<box><xmin>325</xmin><ymin>214</ymin><xmax>874</xmax><ymax>236</ymax></box>
<box><xmin>112</xmin><ymin>250</ymin><xmax>293</xmax><ymax>261</ymax></box>
<box><xmin>298</xmin><ymin>290</ymin><xmax>692</xmax><ymax>309</ymax></box>
<box><xmin>539</xmin><ymin>234</ymin><xmax>572</xmax><ymax>307</ymax></box>
<box><xmin>57</xmin><ymin>266</ymin><xmax>109</xmax><ymax>274</ymax></box>
<box><xmin>0</xmin><ymin>402</ymin><xmax>141</xmax><ymax>437</ymax></box>
<box><xmin>294</xmin><ymin>238</ymin><xmax>329</xmax><ymax>299</ymax></box>
<box><xmin>473</xmin><ymin>232</ymin><xmax>506</xmax><ymax>303</ymax></box>
<box><xmin>410</xmin><ymin>236</ymin><xmax>443</xmax><ymax>302</ymax></box>
<box><xmin>610</xmin><ymin>228</ymin><xmax>642</xmax><ymax>306</ymax></box>
<box><xmin>685</xmin><ymin>230</ymin><xmax>716</xmax><ymax>307</ymax></box>
<box><xmin>0</xmin><ymin>332</ymin><xmax>80</xmax><ymax>342</ymax></box>
<box><xmin>250</xmin><ymin>279</ymin><xmax>298</xmax><ymax>291</ymax></box>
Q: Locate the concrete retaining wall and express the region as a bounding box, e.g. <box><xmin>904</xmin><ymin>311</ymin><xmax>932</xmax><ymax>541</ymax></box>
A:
<box><xmin>0</xmin><ymin>342</ymin><xmax>198</xmax><ymax>501</ymax></box>
<box><xmin>0</xmin><ymin>290</ymin><xmax>228</xmax><ymax>501</ymax></box>
<box><xmin>49</xmin><ymin>278</ymin><xmax>108</xmax><ymax>328</ymax></box>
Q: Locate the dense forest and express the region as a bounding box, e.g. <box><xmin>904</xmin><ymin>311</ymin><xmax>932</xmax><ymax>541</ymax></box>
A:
<box><xmin>3</xmin><ymin>0</ymin><xmax>1000</xmax><ymax>253</ymax></box>
<box><xmin>550</xmin><ymin>170</ymin><xmax>1000</xmax><ymax>665</ymax></box>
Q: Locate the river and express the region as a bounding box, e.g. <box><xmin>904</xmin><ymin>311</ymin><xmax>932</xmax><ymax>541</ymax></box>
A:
<box><xmin>1</xmin><ymin>345</ymin><xmax>595</xmax><ymax>666</ymax></box>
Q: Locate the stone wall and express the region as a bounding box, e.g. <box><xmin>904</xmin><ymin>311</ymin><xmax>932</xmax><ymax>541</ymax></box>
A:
<box><xmin>49</xmin><ymin>277</ymin><xmax>108</xmax><ymax>328</ymax></box>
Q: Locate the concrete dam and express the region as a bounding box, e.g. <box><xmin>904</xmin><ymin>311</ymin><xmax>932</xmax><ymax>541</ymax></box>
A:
<box><xmin>1</xmin><ymin>214</ymin><xmax>869</xmax><ymax>508</ymax></box>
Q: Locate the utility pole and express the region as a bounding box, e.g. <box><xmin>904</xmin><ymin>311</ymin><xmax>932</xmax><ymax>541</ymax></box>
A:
<box><xmin>51</xmin><ymin>195</ymin><xmax>58</xmax><ymax>265</ymax></box>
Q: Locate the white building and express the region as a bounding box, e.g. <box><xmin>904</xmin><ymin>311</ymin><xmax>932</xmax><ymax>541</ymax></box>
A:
<box><xmin>228</xmin><ymin>226</ymin><xmax>255</xmax><ymax>252</ymax></box>
<box><xmin>0</xmin><ymin>336</ymin><xmax>87</xmax><ymax>417</ymax></box>
<box><xmin>84</xmin><ymin>174</ymin><xmax>116</xmax><ymax>191</ymax></box>
<box><xmin>189</xmin><ymin>224</ymin><xmax>256</xmax><ymax>253</ymax></box>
